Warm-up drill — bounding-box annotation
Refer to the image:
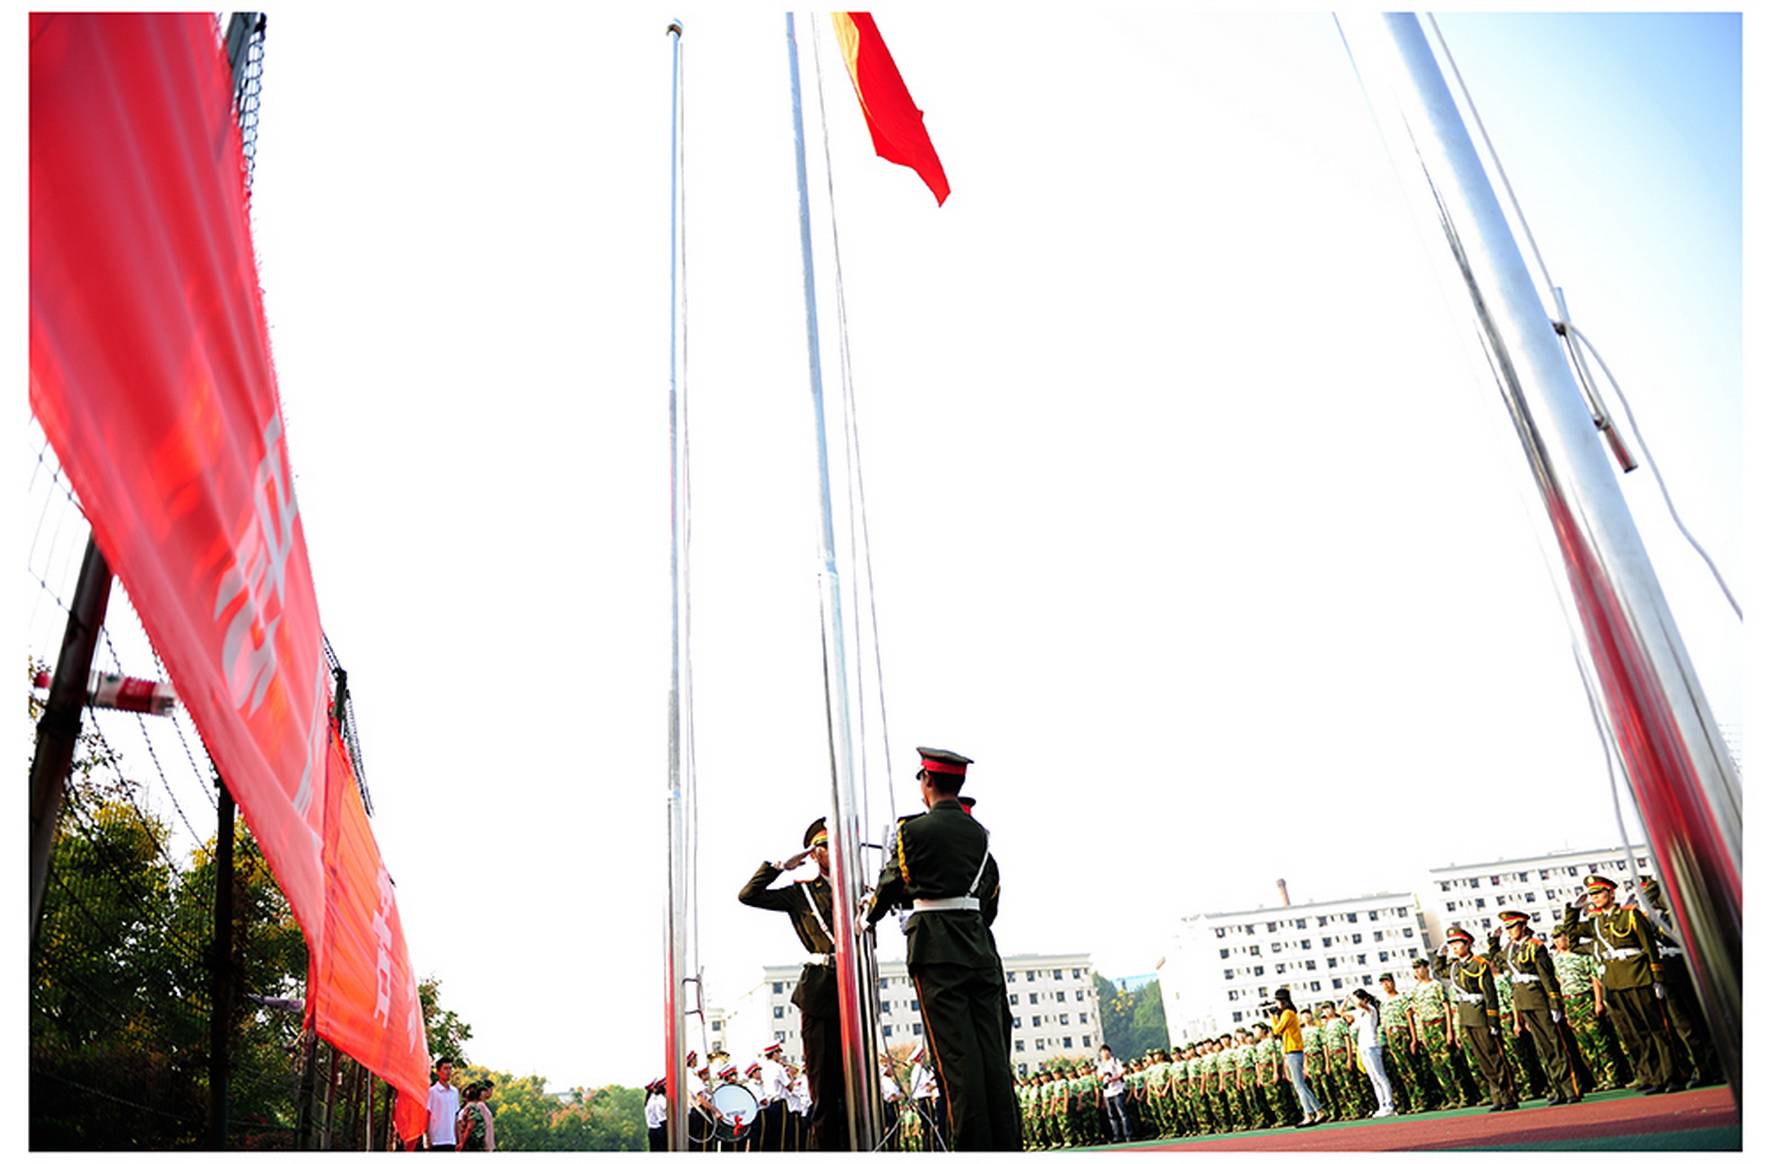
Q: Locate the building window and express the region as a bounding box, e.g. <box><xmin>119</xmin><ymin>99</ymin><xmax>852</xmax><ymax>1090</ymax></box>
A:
<box><xmin>1015</xmin><ymin>1040</ymin><xmax>1025</xmax><ymax>1053</ymax></box>
<box><xmin>1033</xmin><ymin>1016</ymin><xmax>1042</xmax><ymax>1027</ymax></box>
<box><xmin>1301</xmin><ymin>939</ymin><xmax>1312</xmax><ymax>950</ymax></box>
<box><xmin>1073</xmin><ymin>969</ymin><xmax>1083</xmax><ymax>979</ymax></box>
<box><xmin>1379</xmin><ymin>950</ymin><xmax>1389</xmax><ymax>962</ymax></box>
<box><xmin>1007</xmin><ymin>971</ymin><xmax>1016</xmax><ymax>982</ymax></box>
<box><xmin>774</xmin><ymin>1006</ymin><xmax>785</xmax><ymax>1019</ymax></box>
<box><xmin>1063</xmin><ymin>1037</ymin><xmax>1074</xmax><ymax>1049</ymax></box>
<box><xmin>1321</xmin><ymin>936</ymin><xmax>1334</xmax><ymax>947</ymax></box>
<box><xmin>1254</xmin><ymin>965</ymin><xmax>1265</xmax><ymax>977</ymax></box>
<box><xmin>910</xmin><ymin>1000</ymin><xmax>920</xmax><ymax>1012</ymax></box>
<box><xmin>883</xmin><ymin>1024</ymin><xmax>893</xmax><ymax>1037</ymax></box>
<box><xmin>1403</xmin><ymin>927</ymin><xmax>1414</xmax><ymax>938</ymax></box>
<box><xmin>913</xmin><ymin>1023</ymin><xmax>922</xmax><ymax>1036</ymax></box>
<box><xmin>1357</xmin><ymin>954</ymin><xmax>1367</xmax><ymax>965</ymax></box>
<box><xmin>1525</xmin><ymin>892</ymin><xmax>1536</xmax><ymax>903</ymax></box>
<box><xmin>1057</xmin><ymin>991</ymin><xmax>1067</xmax><ymax>1003</ymax></box>
<box><xmin>1233</xmin><ymin>1011</ymin><xmax>1244</xmax><ymax>1023</ymax></box>
<box><xmin>1306</xmin><ymin>960</ymin><xmax>1317</xmax><ymax>970</ymax></box>
<box><xmin>881</xmin><ymin>1001</ymin><xmax>891</xmax><ymax>1013</ymax></box>
<box><xmin>1491</xmin><ymin>875</ymin><xmax>1501</xmax><ymax>885</ymax></box>
<box><xmin>1310</xmin><ymin>981</ymin><xmax>1321</xmax><ymax>991</ymax></box>
<box><xmin>1271</xmin><ymin>943</ymin><xmax>1282</xmax><ymax>953</ymax></box>
<box><xmin>1215</xmin><ymin>928</ymin><xmax>1226</xmax><ymax>938</ymax></box>
<box><xmin>1327</xmin><ymin>957</ymin><xmax>1338</xmax><ymax>969</ymax></box>
<box><xmin>773</xmin><ymin>982</ymin><xmax>785</xmax><ymax>994</ymax></box>
<box><xmin>774</xmin><ymin>1030</ymin><xmax>785</xmax><ymax>1042</ymax></box>
<box><xmin>1080</xmin><ymin>1012</ymin><xmax>1089</xmax><ymax>1025</ymax></box>
<box><xmin>1013</xmin><ymin>1017</ymin><xmax>1021</xmax><ymax>1029</ymax></box>
<box><xmin>1060</xmin><ymin>1014</ymin><xmax>1070</xmax><ymax>1025</ymax></box>
<box><xmin>1082</xmin><ymin>1036</ymin><xmax>1092</xmax><ymax>1048</ymax></box>
<box><xmin>1333</xmin><ymin>977</ymin><xmax>1344</xmax><ymax>989</ymax></box>
<box><xmin>1368</xmin><ymin>911</ymin><xmax>1378</xmax><ymax>921</ymax></box>
<box><xmin>1224</xmin><ymin>969</ymin><xmax>1234</xmax><ymax>980</ymax></box>
<box><xmin>1029</xmin><ymin>992</ymin><xmax>1038</xmax><ymax>1004</ymax></box>
<box><xmin>1267</xmin><ymin>921</ymin><xmax>1278</xmax><ymax>933</ymax></box>
<box><xmin>1036</xmin><ymin>1038</ymin><xmax>1046</xmax><ymax>1051</ymax></box>
<box><xmin>1009</xmin><ymin>994</ymin><xmax>1019</xmax><ymax>1006</ymax></box>
<box><xmin>1317</xmin><ymin>916</ymin><xmax>1328</xmax><ymax>927</ymax></box>
<box><xmin>1220</xmin><ymin>948</ymin><xmax>1230</xmax><ymax>959</ymax></box>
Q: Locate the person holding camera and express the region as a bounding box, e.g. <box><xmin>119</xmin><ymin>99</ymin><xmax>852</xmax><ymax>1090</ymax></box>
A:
<box><xmin>1269</xmin><ymin>989</ymin><xmax>1326</xmax><ymax>1127</ymax></box>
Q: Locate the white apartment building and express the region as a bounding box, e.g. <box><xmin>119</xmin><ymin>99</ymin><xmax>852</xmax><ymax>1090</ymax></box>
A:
<box><xmin>753</xmin><ymin>952</ymin><xmax>1102</xmax><ymax>1079</ymax></box>
<box><xmin>1423</xmin><ymin>844</ymin><xmax>1659</xmax><ymax>947</ymax></box>
<box><xmin>1157</xmin><ymin>892</ymin><xmax>1430</xmax><ymax>1046</ymax></box>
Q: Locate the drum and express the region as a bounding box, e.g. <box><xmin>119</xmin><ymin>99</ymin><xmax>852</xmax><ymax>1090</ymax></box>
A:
<box><xmin>710</xmin><ymin>1083</ymin><xmax>759</xmax><ymax>1143</ymax></box>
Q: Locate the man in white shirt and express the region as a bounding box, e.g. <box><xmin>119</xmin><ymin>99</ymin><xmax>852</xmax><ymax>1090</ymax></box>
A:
<box><xmin>756</xmin><ymin>1044</ymin><xmax>791</xmax><ymax>1151</ymax></box>
<box><xmin>645</xmin><ymin>1079</ymin><xmax>668</xmax><ymax>1152</ymax></box>
<box><xmin>426</xmin><ymin>1057</ymin><xmax>460</xmax><ymax>1151</ymax></box>
<box><xmin>1098</xmin><ymin>1044</ymin><xmax>1131</xmax><ymax>1143</ymax></box>
<box><xmin>786</xmin><ymin>1065</ymin><xmax>811</xmax><ymax>1150</ymax></box>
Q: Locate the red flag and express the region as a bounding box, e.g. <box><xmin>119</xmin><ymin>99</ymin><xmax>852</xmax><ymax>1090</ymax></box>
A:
<box><xmin>31</xmin><ymin>14</ymin><xmax>428</xmax><ymax>1140</ymax></box>
<box><xmin>831</xmin><ymin>13</ymin><xmax>950</xmax><ymax>205</ymax></box>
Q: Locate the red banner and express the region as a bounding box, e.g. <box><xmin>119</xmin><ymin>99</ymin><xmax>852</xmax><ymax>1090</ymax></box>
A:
<box><xmin>30</xmin><ymin>14</ymin><xmax>428</xmax><ymax>1140</ymax></box>
<box><xmin>832</xmin><ymin>13</ymin><xmax>950</xmax><ymax>205</ymax></box>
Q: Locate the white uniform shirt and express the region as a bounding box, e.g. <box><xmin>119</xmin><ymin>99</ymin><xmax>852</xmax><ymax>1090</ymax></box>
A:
<box><xmin>911</xmin><ymin>1063</ymin><xmax>939</xmax><ymax>1100</ymax></box>
<box><xmin>760</xmin><ymin>1058</ymin><xmax>791</xmax><ymax>1103</ymax></box>
<box><xmin>427</xmin><ymin>1081</ymin><xmax>460</xmax><ymax>1147</ymax></box>
<box><xmin>646</xmin><ymin>1092</ymin><xmax>668</xmax><ymax>1129</ymax></box>
<box><xmin>788</xmin><ymin>1073</ymin><xmax>811</xmax><ymax>1114</ymax></box>
<box><xmin>880</xmin><ymin>1070</ymin><xmax>903</xmax><ymax>1103</ymax></box>
<box><xmin>1353</xmin><ymin>1006</ymin><xmax>1383</xmax><ymax>1051</ymax></box>
<box><xmin>1099</xmin><ymin>1056</ymin><xmax>1126</xmax><ymax>1098</ymax></box>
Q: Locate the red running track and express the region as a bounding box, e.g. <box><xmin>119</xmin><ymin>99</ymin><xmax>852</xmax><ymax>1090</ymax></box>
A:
<box><xmin>1099</xmin><ymin>1087</ymin><xmax>1738</xmax><ymax>1151</ymax></box>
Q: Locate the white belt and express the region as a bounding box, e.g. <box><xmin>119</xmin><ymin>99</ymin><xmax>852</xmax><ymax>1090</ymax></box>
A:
<box><xmin>1661</xmin><ymin>947</ymin><xmax>1683</xmax><ymax>959</ymax></box>
<box><xmin>1512</xmin><ymin>973</ymin><xmax>1540</xmax><ymax>983</ymax></box>
<box><xmin>1454</xmin><ymin>991</ymin><xmax>1484</xmax><ymax>1004</ymax></box>
<box><xmin>806</xmin><ymin>953</ymin><xmax>834</xmax><ymax>966</ymax></box>
<box><xmin>913</xmin><ymin>896</ymin><xmax>981</xmax><ymax>912</ymax></box>
<box><xmin>1602</xmin><ymin>947</ymin><xmax>1643</xmax><ymax>960</ymax></box>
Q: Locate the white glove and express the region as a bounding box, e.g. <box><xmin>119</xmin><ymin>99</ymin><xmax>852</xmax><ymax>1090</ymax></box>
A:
<box><xmin>1653</xmin><ymin>982</ymin><xmax>1666</xmax><ymax>999</ymax></box>
<box><xmin>1489</xmin><ymin>1026</ymin><xmax>1500</xmax><ymax>1037</ymax></box>
<box><xmin>1550</xmin><ymin>1010</ymin><xmax>1562</xmax><ymax>1024</ymax></box>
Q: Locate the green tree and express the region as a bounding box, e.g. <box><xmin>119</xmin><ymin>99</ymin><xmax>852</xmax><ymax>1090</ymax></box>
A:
<box><xmin>420</xmin><ymin>976</ymin><xmax>474</xmax><ymax>1065</ymax></box>
<box><xmin>551</xmin><ymin>1085</ymin><xmax>647</xmax><ymax>1151</ymax></box>
<box><xmin>1095</xmin><ymin>974</ymin><xmax>1169</xmax><ymax>1058</ymax></box>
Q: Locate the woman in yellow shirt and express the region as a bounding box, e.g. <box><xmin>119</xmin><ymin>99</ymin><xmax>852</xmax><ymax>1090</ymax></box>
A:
<box><xmin>1272</xmin><ymin>988</ymin><xmax>1325</xmax><ymax>1127</ymax></box>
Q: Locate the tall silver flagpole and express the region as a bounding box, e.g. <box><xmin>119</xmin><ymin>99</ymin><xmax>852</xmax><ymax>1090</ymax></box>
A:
<box><xmin>664</xmin><ymin>16</ymin><xmax>692</xmax><ymax>1150</ymax></box>
<box><xmin>786</xmin><ymin>12</ymin><xmax>884</xmax><ymax>1150</ymax></box>
<box><xmin>1337</xmin><ymin>13</ymin><xmax>1741</xmax><ymax>1098</ymax></box>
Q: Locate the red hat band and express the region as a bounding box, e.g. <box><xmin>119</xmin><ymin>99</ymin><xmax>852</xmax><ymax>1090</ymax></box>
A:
<box><xmin>921</xmin><ymin>758</ymin><xmax>966</xmax><ymax>776</ymax></box>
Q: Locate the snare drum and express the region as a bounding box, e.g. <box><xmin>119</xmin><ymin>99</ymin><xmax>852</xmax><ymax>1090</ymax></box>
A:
<box><xmin>710</xmin><ymin>1083</ymin><xmax>759</xmax><ymax>1143</ymax></box>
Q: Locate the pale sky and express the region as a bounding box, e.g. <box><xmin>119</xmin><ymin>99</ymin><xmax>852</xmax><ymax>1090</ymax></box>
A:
<box><xmin>18</xmin><ymin>6</ymin><xmax>1751</xmax><ymax>1094</ymax></box>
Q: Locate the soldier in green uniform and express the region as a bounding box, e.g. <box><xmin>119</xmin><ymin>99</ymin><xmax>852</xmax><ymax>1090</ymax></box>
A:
<box><xmin>1229</xmin><ymin>1029</ymin><xmax>1259</xmax><ymax>1130</ymax></box>
<box><xmin>1317</xmin><ymin>1004</ymin><xmax>1355</xmax><ymax>1121</ymax></box>
<box><xmin>1410</xmin><ymin>955</ymin><xmax>1476</xmax><ymax>1107</ymax></box>
<box><xmin>1492</xmin><ymin>910</ymin><xmax>1581</xmax><ymax>1104</ymax></box>
<box><xmin>1637</xmin><ymin>875</ymin><xmax>1721</xmax><ymax>1089</ymax></box>
<box><xmin>1488</xmin><ymin>958</ymin><xmax>1546</xmax><ymax>1100</ymax></box>
<box><xmin>1203</xmin><ymin>1039</ymin><xmax>1230</xmax><ymax>1133</ymax></box>
<box><xmin>1550</xmin><ymin>923</ymin><xmax>1623</xmax><ymax>1091</ymax></box>
<box><xmin>1376</xmin><ymin>973</ymin><xmax>1426</xmax><ymax>1113</ymax></box>
<box><xmin>1434</xmin><ymin>926</ymin><xmax>1518</xmax><ymax>1112</ymax></box>
<box><xmin>1253</xmin><ymin>1022</ymin><xmax>1296</xmax><ymax>1128</ymax></box>
<box><xmin>1077</xmin><ymin>1061</ymin><xmax>1104</xmax><ymax>1145</ymax></box>
<box><xmin>864</xmin><ymin>748</ymin><xmax>1020</xmax><ymax>1149</ymax></box>
<box><xmin>738</xmin><ymin>818</ymin><xmax>850</xmax><ymax>1150</ymax></box>
<box><xmin>1561</xmin><ymin>874</ymin><xmax>1677</xmax><ymax>1094</ymax></box>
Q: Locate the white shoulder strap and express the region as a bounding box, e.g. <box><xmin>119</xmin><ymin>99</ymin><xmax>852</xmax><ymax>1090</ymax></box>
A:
<box><xmin>968</xmin><ymin>828</ymin><xmax>992</xmax><ymax>895</ymax></box>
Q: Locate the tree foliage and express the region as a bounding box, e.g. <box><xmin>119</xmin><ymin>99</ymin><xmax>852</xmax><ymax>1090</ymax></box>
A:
<box><xmin>1094</xmin><ymin>974</ymin><xmax>1170</xmax><ymax>1058</ymax></box>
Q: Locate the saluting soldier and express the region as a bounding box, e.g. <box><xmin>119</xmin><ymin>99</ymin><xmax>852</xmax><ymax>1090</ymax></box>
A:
<box><xmin>1636</xmin><ymin>875</ymin><xmax>1721</xmax><ymax>1089</ymax></box>
<box><xmin>1491</xmin><ymin>910</ymin><xmax>1581</xmax><ymax>1104</ymax></box>
<box><xmin>737</xmin><ymin>818</ymin><xmax>850</xmax><ymax>1150</ymax></box>
<box><xmin>1560</xmin><ymin>874</ymin><xmax>1678</xmax><ymax>1094</ymax></box>
<box><xmin>864</xmin><ymin>747</ymin><xmax>1022</xmax><ymax>1150</ymax></box>
<box><xmin>1434</xmin><ymin>926</ymin><xmax>1518</xmax><ymax>1111</ymax></box>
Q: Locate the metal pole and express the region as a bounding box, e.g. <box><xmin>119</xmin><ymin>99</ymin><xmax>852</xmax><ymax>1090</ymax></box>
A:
<box><xmin>29</xmin><ymin>535</ymin><xmax>113</xmax><ymax>937</ymax></box>
<box><xmin>1336</xmin><ymin>12</ymin><xmax>1741</xmax><ymax>1098</ymax></box>
<box><xmin>321</xmin><ymin>1043</ymin><xmax>339</xmax><ymax>1150</ymax></box>
<box><xmin>664</xmin><ymin>15</ymin><xmax>692</xmax><ymax>1151</ymax></box>
<box><xmin>295</xmin><ymin>1028</ymin><xmax>318</xmax><ymax>1148</ymax></box>
<box><xmin>209</xmin><ymin>782</ymin><xmax>237</xmax><ymax>1148</ymax></box>
<box><xmin>786</xmin><ymin>13</ymin><xmax>883</xmax><ymax>1149</ymax></box>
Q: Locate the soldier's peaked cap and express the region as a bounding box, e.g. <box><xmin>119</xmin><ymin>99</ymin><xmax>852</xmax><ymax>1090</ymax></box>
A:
<box><xmin>1585</xmin><ymin>874</ymin><xmax>1618</xmax><ymax>891</ymax></box>
<box><xmin>1445</xmin><ymin>925</ymin><xmax>1475</xmax><ymax>943</ymax></box>
<box><xmin>916</xmin><ymin>747</ymin><xmax>972</xmax><ymax>777</ymax></box>
<box><xmin>804</xmin><ymin>818</ymin><xmax>828</xmax><ymax>848</ymax></box>
<box><xmin>1499</xmin><ymin>909</ymin><xmax>1530</xmax><ymax>924</ymax></box>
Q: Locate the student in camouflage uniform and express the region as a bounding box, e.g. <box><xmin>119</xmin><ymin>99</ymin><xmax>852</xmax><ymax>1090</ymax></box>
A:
<box><xmin>1253</xmin><ymin>1023</ymin><xmax>1297</xmax><ymax>1128</ymax></box>
<box><xmin>1228</xmin><ymin>1029</ymin><xmax>1260</xmax><ymax>1130</ymax></box>
<box><xmin>1077</xmin><ymin>1062</ymin><xmax>1104</xmax><ymax>1146</ymax></box>
<box><xmin>1299</xmin><ymin>1011</ymin><xmax>1328</xmax><ymax>1121</ymax></box>
<box><xmin>1434</xmin><ymin>926</ymin><xmax>1518</xmax><ymax>1112</ymax></box>
<box><xmin>1561</xmin><ymin>874</ymin><xmax>1678</xmax><ymax>1093</ymax></box>
<box><xmin>1551</xmin><ymin>923</ymin><xmax>1624</xmax><ymax>1090</ymax></box>
<box><xmin>1410</xmin><ymin>955</ymin><xmax>1477</xmax><ymax>1107</ymax></box>
<box><xmin>1139</xmin><ymin>1052</ymin><xmax>1168</xmax><ymax>1140</ymax></box>
<box><xmin>1376</xmin><ymin>973</ymin><xmax>1428</xmax><ymax>1112</ymax></box>
<box><xmin>1207</xmin><ymin>1038</ymin><xmax>1234</xmax><ymax>1133</ymax></box>
<box><xmin>1319</xmin><ymin>1004</ymin><xmax>1359</xmax><ymax>1121</ymax></box>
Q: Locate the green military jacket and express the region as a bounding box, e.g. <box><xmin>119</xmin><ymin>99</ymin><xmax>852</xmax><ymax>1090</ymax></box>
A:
<box><xmin>1251</xmin><ymin>1037</ymin><xmax>1278</xmax><ymax>1082</ymax></box>
<box><xmin>867</xmin><ymin>800</ymin><xmax>1001</xmax><ymax>968</ymax></box>
<box><xmin>1320</xmin><ymin>1018</ymin><xmax>1352</xmax><ymax>1066</ymax></box>
<box><xmin>1561</xmin><ymin>902</ymin><xmax>1662</xmax><ymax>990</ymax></box>
<box><xmin>1301</xmin><ymin>1024</ymin><xmax>1324</xmax><ymax>1058</ymax></box>
<box><xmin>1434</xmin><ymin>952</ymin><xmax>1502</xmax><ymax>1028</ymax></box>
<box><xmin>738</xmin><ymin>862</ymin><xmax>838</xmax><ymax>1014</ymax></box>
<box><xmin>1409</xmin><ymin>977</ymin><xmax>1449</xmax><ymax>1024</ymax></box>
<box><xmin>1498</xmin><ymin>936</ymin><xmax>1563</xmax><ymax>1013</ymax></box>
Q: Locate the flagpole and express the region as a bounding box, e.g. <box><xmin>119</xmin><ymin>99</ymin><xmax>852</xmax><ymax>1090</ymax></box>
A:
<box><xmin>664</xmin><ymin>15</ymin><xmax>692</xmax><ymax>1151</ymax></box>
<box><xmin>786</xmin><ymin>12</ymin><xmax>884</xmax><ymax>1150</ymax></box>
<box><xmin>1337</xmin><ymin>13</ymin><xmax>1741</xmax><ymax>1099</ymax></box>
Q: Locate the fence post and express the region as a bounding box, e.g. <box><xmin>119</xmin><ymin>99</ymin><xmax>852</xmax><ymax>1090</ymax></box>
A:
<box><xmin>208</xmin><ymin>782</ymin><xmax>237</xmax><ymax>1147</ymax></box>
<box><xmin>28</xmin><ymin>535</ymin><xmax>112</xmax><ymax>937</ymax></box>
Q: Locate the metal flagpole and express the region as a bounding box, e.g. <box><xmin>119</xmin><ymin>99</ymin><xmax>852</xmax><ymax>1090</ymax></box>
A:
<box><xmin>1336</xmin><ymin>13</ymin><xmax>1741</xmax><ymax>1099</ymax></box>
<box><xmin>786</xmin><ymin>13</ymin><xmax>884</xmax><ymax>1150</ymax></box>
<box><xmin>663</xmin><ymin>15</ymin><xmax>692</xmax><ymax>1152</ymax></box>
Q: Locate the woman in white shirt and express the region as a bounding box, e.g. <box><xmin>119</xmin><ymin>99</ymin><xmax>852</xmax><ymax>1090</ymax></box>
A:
<box><xmin>1349</xmin><ymin>990</ymin><xmax>1397</xmax><ymax>1117</ymax></box>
